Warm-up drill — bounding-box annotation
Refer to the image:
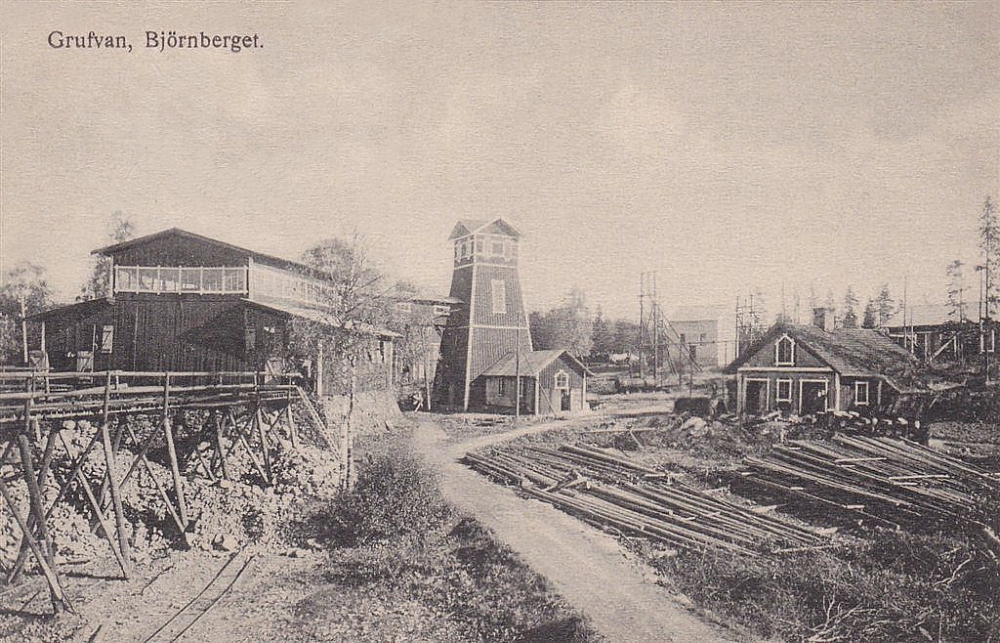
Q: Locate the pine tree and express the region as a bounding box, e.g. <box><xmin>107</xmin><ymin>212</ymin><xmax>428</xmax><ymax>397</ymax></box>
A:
<box><xmin>979</xmin><ymin>196</ymin><xmax>999</xmax><ymax>320</ymax></box>
<box><xmin>842</xmin><ymin>286</ymin><xmax>859</xmax><ymax>329</ymax></box>
<box><xmin>875</xmin><ymin>284</ymin><xmax>894</xmax><ymax>327</ymax></box>
<box><xmin>945</xmin><ymin>260</ymin><xmax>967</xmax><ymax>322</ymax></box>
<box><xmin>862</xmin><ymin>299</ymin><xmax>877</xmax><ymax>328</ymax></box>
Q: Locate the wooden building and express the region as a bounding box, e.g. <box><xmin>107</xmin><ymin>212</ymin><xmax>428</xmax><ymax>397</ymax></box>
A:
<box><xmin>480</xmin><ymin>349</ymin><xmax>592</xmax><ymax>415</ymax></box>
<box><xmin>668</xmin><ymin>305</ymin><xmax>721</xmax><ymax>369</ymax></box>
<box><xmin>28</xmin><ymin>228</ymin><xmax>398</xmax><ymax>390</ymax></box>
<box><xmin>884</xmin><ymin>303</ymin><xmax>990</xmax><ymax>363</ymax></box>
<box><xmin>724</xmin><ymin>311</ymin><xmax>924</xmax><ymax>417</ymax></box>
<box><xmin>434</xmin><ymin>219</ymin><xmax>533</xmax><ymax>411</ymax></box>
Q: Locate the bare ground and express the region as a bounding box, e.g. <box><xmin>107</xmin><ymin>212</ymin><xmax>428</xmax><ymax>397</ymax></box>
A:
<box><xmin>413</xmin><ymin>413</ymin><xmax>735</xmax><ymax>643</ymax></box>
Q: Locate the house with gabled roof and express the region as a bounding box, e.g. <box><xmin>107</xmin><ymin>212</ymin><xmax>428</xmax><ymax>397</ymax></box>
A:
<box><xmin>480</xmin><ymin>348</ymin><xmax>593</xmax><ymax>415</ymax></box>
<box><xmin>724</xmin><ymin>309</ymin><xmax>926</xmax><ymax>416</ymax></box>
<box><xmin>27</xmin><ymin>228</ymin><xmax>402</xmax><ymax>393</ymax></box>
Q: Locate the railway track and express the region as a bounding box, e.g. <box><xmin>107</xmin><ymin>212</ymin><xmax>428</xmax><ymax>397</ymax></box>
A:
<box><xmin>141</xmin><ymin>549</ymin><xmax>257</xmax><ymax>643</ymax></box>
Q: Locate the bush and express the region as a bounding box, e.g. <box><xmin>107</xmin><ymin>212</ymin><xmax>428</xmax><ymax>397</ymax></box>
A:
<box><xmin>327</xmin><ymin>449</ymin><xmax>450</xmax><ymax>545</ymax></box>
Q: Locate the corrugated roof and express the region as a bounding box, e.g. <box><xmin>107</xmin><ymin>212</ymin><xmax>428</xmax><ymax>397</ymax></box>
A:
<box><xmin>481</xmin><ymin>349</ymin><xmax>592</xmax><ymax>377</ymax></box>
<box><xmin>726</xmin><ymin>323</ymin><xmax>924</xmax><ymax>391</ymax></box>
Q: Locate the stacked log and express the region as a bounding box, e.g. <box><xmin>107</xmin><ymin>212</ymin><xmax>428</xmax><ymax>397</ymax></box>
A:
<box><xmin>735</xmin><ymin>435</ymin><xmax>1000</xmax><ymax>534</ymax></box>
<box><xmin>465</xmin><ymin>444</ymin><xmax>826</xmax><ymax>556</ymax></box>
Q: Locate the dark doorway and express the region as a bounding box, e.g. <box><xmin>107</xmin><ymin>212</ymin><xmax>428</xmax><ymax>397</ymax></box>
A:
<box><xmin>745</xmin><ymin>380</ymin><xmax>767</xmax><ymax>414</ymax></box>
<box><xmin>800</xmin><ymin>380</ymin><xmax>828</xmax><ymax>415</ymax></box>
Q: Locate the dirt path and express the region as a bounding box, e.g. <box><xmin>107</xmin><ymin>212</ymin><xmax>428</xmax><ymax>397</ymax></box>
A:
<box><xmin>413</xmin><ymin>418</ymin><xmax>733</xmax><ymax>643</ymax></box>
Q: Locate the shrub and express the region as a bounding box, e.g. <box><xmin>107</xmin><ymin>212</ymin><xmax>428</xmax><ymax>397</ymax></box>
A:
<box><xmin>327</xmin><ymin>449</ymin><xmax>450</xmax><ymax>545</ymax></box>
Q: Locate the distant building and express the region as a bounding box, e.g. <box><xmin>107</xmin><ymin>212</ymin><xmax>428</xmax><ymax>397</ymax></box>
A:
<box><xmin>28</xmin><ymin>228</ymin><xmax>398</xmax><ymax>391</ymax></box>
<box><xmin>884</xmin><ymin>303</ymin><xmax>990</xmax><ymax>362</ymax></box>
<box><xmin>668</xmin><ymin>305</ymin><xmax>720</xmax><ymax>369</ymax></box>
<box><xmin>725</xmin><ymin>309</ymin><xmax>925</xmax><ymax>416</ymax></box>
<box><xmin>434</xmin><ymin>219</ymin><xmax>533</xmax><ymax>411</ymax></box>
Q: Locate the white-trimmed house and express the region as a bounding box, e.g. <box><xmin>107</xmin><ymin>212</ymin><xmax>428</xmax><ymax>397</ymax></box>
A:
<box><xmin>480</xmin><ymin>349</ymin><xmax>593</xmax><ymax>415</ymax></box>
<box><xmin>724</xmin><ymin>313</ymin><xmax>925</xmax><ymax>417</ymax></box>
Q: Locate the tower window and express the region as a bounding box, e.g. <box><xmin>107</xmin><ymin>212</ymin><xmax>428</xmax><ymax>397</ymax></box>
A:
<box><xmin>491</xmin><ymin>280</ymin><xmax>506</xmax><ymax>314</ymax></box>
<box><xmin>491</xmin><ymin>240</ymin><xmax>504</xmax><ymax>256</ymax></box>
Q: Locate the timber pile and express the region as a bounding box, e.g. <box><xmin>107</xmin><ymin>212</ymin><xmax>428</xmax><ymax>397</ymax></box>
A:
<box><xmin>465</xmin><ymin>444</ymin><xmax>826</xmax><ymax>556</ymax></box>
<box><xmin>734</xmin><ymin>435</ymin><xmax>1000</xmax><ymax>534</ymax></box>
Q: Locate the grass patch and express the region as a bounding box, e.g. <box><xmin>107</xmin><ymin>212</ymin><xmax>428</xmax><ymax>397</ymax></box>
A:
<box><xmin>306</xmin><ymin>450</ymin><xmax>601</xmax><ymax>641</ymax></box>
<box><xmin>639</xmin><ymin>530</ymin><xmax>1000</xmax><ymax>642</ymax></box>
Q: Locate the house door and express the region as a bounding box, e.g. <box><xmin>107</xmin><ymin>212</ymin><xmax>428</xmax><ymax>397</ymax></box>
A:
<box><xmin>800</xmin><ymin>380</ymin><xmax>828</xmax><ymax>415</ymax></box>
<box><xmin>745</xmin><ymin>380</ymin><xmax>767</xmax><ymax>414</ymax></box>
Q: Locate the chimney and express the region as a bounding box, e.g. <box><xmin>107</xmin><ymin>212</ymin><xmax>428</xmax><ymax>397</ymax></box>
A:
<box><xmin>812</xmin><ymin>307</ymin><xmax>835</xmax><ymax>332</ymax></box>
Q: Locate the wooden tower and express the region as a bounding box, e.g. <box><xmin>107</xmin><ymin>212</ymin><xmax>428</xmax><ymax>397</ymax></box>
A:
<box><xmin>435</xmin><ymin>219</ymin><xmax>532</xmax><ymax>410</ymax></box>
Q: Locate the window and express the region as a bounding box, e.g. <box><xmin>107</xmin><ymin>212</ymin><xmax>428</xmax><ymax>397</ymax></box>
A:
<box><xmin>855</xmin><ymin>381</ymin><xmax>870</xmax><ymax>406</ymax></box>
<box><xmin>776</xmin><ymin>379</ymin><xmax>792</xmax><ymax>403</ymax></box>
<box><xmin>433</xmin><ymin>304</ymin><xmax>451</xmax><ymax>316</ymax></box>
<box><xmin>158</xmin><ymin>268</ymin><xmax>180</xmax><ymax>292</ymax></box>
<box><xmin>245</xmin><ymin>325</ymin><xmax>256</xmax><ymax>352</ymax></box>
<box><xmin>699</xmin><ymin>333</ymin><xmax>707</xmax><ymax>343</ymax></box>
<box><xmin>497</xmin><ymin>379</ymin><xmax>507</xmax><ymax>396</ymax></box>
<box><xmin>491</xmin><ymin>240</ymin><xmax>504</xmax><ymax>256</ymax></box>
<box><xmin>554</xmin><ymin>370</ymin><xmax>569</xmax><ymax>389</ymax></box>
<box><xmin>775</xmin><ymin>336</ymin><xmax>795</xmax><ymax>365</ymax></box>
<box><xmin>679</xmin><ymin>333</ymin><xmax>687</xmax><ymax>344</ymax></box>
<box><xmin>181</xmin><ymin>267</ymin><xmax>201</xmax><ymax>291</ymax></box>
<box><xmin>395</xmin><ymin>301</ymin><xmax>412</xmax><ymax>314</ymax></box>
<box><xmin>99</xmin><ymin>325</ymin><xmax>114</xmax><ymax>353</ymax></box>
<box><xmin>491</xmin><ymin>280</ymin><xmax>506</xmax><ymax>314</ymax></box>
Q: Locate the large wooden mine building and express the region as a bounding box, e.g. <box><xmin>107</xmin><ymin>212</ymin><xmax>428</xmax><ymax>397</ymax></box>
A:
<box><xmin>27</xmin><ymin>229</ymin><xmax>401</xmax><ymax>390</ymax></box>
<box><xmin>434</xmin><ymin>219</ymin><xmax>590</xmax><ymax>414</ymax></box>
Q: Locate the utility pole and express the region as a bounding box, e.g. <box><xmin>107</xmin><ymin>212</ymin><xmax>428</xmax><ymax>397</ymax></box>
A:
<box><xmin>19</xmin><ymin>292</ymin><xmax>28</xmax><ymax>365</ymax></box>
<box><xmin>514</xmin><ymin>327</ymin><xmax>521</xmax><ymax>422</ymax></box>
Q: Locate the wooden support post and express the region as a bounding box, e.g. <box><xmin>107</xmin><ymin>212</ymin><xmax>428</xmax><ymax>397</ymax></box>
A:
<box><xmin>214</xmin><ymin>410</ymin><xmax>231</xmax><ymax>481</ymax></box>
<box><xmin>56</xmin><ymin>432</ymin><xmax>130</xmax><ymax>579</ymax></box>
<box><xmin>162</xmin><ymin>373</ymin><xmax>188</xmax><ymax>529</ymax></box>
<box><xmin>285</xmin><ymin>397</ymin><xmax>299</xmax><ymax>449</ymax></box>
<box><xmin>101</xmin><ymin>419</ymin><xmax>132</xmax><ymax>572</ymax></box>
<box><xmin>121</xmin><ymin>424</ymin><xmax>185</xmax><ymax>536</ymax></box>
<box><xmin>15</xmin><ymin>434</ymin><xmax>58</xmax><ymax>583</ymax></box>
<box><xmin>255</xmin><ymin>403</ymin><xmax>272</xmax><ymax>484</ymax></box>
<box><xmin>0</xmin><ymin>474</ymin><xmax>72</xmax><ymax>614</ymax></box>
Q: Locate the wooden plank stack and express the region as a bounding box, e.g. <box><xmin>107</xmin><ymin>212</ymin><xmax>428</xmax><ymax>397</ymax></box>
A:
<box><xmin>465</xmin><ymin>444</ymin><xmax>827</xmax><ymax>556</ymax></box>
<box><xmin>736</xmin><ymin>435</ymin><xmax>1000</xmax><ymax>533</ymax></box>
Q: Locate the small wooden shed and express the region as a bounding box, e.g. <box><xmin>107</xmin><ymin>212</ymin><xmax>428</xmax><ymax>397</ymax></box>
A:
<box><xmin>480</xmin><ymin>349</ymin><xmax>592</xmax><ymax>415</ymax></box>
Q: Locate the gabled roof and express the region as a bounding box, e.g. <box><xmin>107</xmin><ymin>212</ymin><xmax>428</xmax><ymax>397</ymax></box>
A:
<box><xmin>481</xmin><ymin>349</ymin><xmax>593</xmax><ymax>377</ymax></box>
<box><xmin>447</xmin><ymin>218</ymin><xmax>522</xmax><ymax>240</ymax></box>
<box><xmin>241</xmin><ymin>299</ymin><xmax>401</xmax><ymax>338</ymax></box>
<box><xmin>725</xmin><ymin>323</ymin><xmax>924</xmax><ymax>391</ymax></box>
<box><xmin>93</xmin><ymin>228</ymin><xmax>324</xmax><ymax>277</ymax></box>
<box><xmin>27</xmin><ymin>297</ymin><xmax>112</xmax><ymax>321</ymax></box>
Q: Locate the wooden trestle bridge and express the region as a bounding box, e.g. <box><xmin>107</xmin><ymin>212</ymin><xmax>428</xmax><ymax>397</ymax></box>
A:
<box><xmin>0</xmin><ymin>369</ymin><xmax>325</xmax><ymax>615</ymax></box>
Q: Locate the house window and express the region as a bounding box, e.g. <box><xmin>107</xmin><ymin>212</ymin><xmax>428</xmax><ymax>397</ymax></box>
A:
<box><xmin>679</xmin><ymin>333</ymin><xmax>686</xmax><ymax>344</ymax></box>
<box><xmin>245</xmin><ymin>325</ymin><xmax>256</xmax><ymax>351</ymax></box>
<box><xmin>491</xmin><ymin>280</ymin><xmax>506</xmax><ymax>314</ymax></box>
<box><xmin>775</xmin><ymin>336</ymin><xmax>795</xmax><ymax>365</ymax></box>
<box><xmin>99</xmin><ymin>325</ymin><xmax>114</xmax><ymax>353</ymax></box>
<box><xmin>491</xmin><ymin>240</ymin><xmax>505</xmax><ymax>256</ymax></box>
<box><xmin>497</xmin><ymin>379</ymin><xmax>507</xmax><ymax>396</ymax></box>
<box><xmin>776</xmin><ymin>379</ymin><xmax>792</xmax><ymax>403</ymax></box>
<box><xmin>855</xmin><ymin>381</ymin><xmax>870</xmax><ymax>406</ymax></box>
<box><xmin>554</xmin><ymin>370</ymin><xmax>569</xmax><ymax>389</ymax></box>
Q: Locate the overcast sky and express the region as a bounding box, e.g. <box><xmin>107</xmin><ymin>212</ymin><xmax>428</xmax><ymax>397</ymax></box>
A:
<box><xmin>2</xmin><ymin>2</ymin><xmax>997</xmax><ymax>329</ymax></box>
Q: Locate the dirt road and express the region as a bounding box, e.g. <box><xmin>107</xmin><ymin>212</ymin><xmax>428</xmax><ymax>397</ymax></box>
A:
<box><xmin>413</xmin><ymin>418</ymin><xmax>733</xmax><ymax>643</ymax></box>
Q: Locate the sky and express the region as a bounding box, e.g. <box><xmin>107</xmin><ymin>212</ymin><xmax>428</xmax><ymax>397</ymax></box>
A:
<box><xmin>1</xmin><ymin>1</ymin><xmax>997</xmax><ymax>340</ymax></box>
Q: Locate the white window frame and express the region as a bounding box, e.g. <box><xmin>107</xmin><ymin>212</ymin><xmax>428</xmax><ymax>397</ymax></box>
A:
<box><xmin>99</xmin><ymin>325</ymin><xmax>114</xmax><ymax>354</ymax></box>
<box><xmin>855</xmin><ymin>381</ymin><xmax>870</xmax><ymax>406</ymax></box>
<box><xmin>491</xmin><ymin>279</ymin><xmax>506</xmax><ymax>314</ymax></box>
<box><xmin>775</xmin><ymin>335</ymin><xmax>795</xmax><ymax>366</ymax></box>
<box><xmin>775</xmin><ymin>378</ymin><xmax>792</xmax><ymax>403</ymax></box>
<box><xmin>554</xmin><ymin>370</ymin><xmax>570</xmax><ymax>390</ymax></box>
